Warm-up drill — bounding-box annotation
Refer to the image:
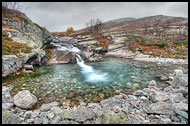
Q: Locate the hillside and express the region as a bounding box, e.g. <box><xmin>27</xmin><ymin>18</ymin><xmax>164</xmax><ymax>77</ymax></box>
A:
<box><xmin>2</xmin><ymin>6</ymin><xmax>53</xmax><ymax>77</ymax></box>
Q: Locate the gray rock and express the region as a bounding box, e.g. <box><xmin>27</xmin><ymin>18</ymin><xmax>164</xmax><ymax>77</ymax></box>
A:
<box><xmin>2</xmin><ymin>103</ymin><xmax>14</xmax><ymax>110</ymax></box>
<box><xmin>174</xmin><ymin>109</ymin><xmax>188</xmax><ymax>119</ymax></box>
<box><xmin>172</xmin><ymin>74</ymin><xmax>188</xmax><ymax>87</ymax></box>
<box><xmin>171</xmin><ymin>115</ymin><xmax>180</xmax><ymax>122</ymax></box>
<box><xmin>133</xmin><ymin>90</ymin><xmax>148</xmax><ymax>96</ymax></box>
<box><xmin>172</xmin><ymin>102</ymin><xmax>188</xmax><ymax>111</ymax></box>
<box><xmin>50</xmin><ymin>107</ymin><xmax>63</xmax><ymax>115</ymax></box>
<box><xmin>2</xmin><ymin>108</ymin><xmax>22</xmax><ymax>124</ymax></box>
<box><xmin>34</xmin><ymin>117</ymin><xmax>43</xmax><ymax>124</ymax></box>
<box><xmin>26</xmin><ymin>118</ymin><xmax>34</xmax><ymax>123</ymax></box>
<box><xmin>169</xmin><ymin>93</ymin><xmax>185</xmax><ymax>103</ymax></box>
<box><xmin>2</xmin><ymin>55</ymin><xmax>23</xmax><ymax>77</ymax></box>
<box><xmin>31</xmin><ymin>110</ymin><xmax>40</xmax><ymax>118</ymax></box>
<box><xmin>100</xmin><ymin>97</ymin><xmax>123</xmax><ymax>111</ymax></box>
<box><xmin>24</xmin><ymin>111</ymin><xmax>32</xmax><ymax>120</ymax></box>
<box><xmin>97</xmin><ymin>111</ymin><xmax>129</xmax><ymax>124</ymax></box>
<box><xmin>13</xmin><ymin>90</ymin><xmax>37</xmax><ymax>109</ymax></box>
<box><xmin>40</xmin><ymin>104</ymin><xmax>51</xmax><ymax>112</ymax></box>
<box><xmin>42</xmin><ymin>117</ymin><xmax>49</xmax><ymax>124</ymax></box>
<box><xmin>148</xmin><ymin>80</ymin><xmax>157</xmax><ymax>87</ymax></box>
<box><xmin>48</xmin><ymin>101</ymin><xmax>59</xmax><ymax>107</ymax></box>
<box><xmin>24</xmin><ymin>65</ymin><xmax>34</xmax><ymax>70</ymax></box>
<box><xmin>50</xmin><ymin>115</ymin><xmax>61</xmax><ymax>124</ymax></box>
<box><xmin>149</xmin><ymin>89</ymin><xmax>170</xmax><ymax>102</ymax></box>
<box><xmin>143</xmin><ymin>101</ymin><xmax>175</xmax><ymax>115</ymax></box>
<box><xmin>127</xmin><ymin>95</ymin><xmax>137</xmax><ymax>101</ymax></box>
<box><xmin>62</xmin><ymin>106</ymin><xmax>96</xmax><ymax>122</ymax></box>
<box><xmin>47</xmin><ymin>112</ymin><xmax>55</xmax><ymax>119</ymax></box>
<box><xmin>156</xmin><ymin>75</ymin><xmax>169</xmax><ymax>81</ymax></box>
<box><xmin>173</xmin><ymin>69</ymin><xmax>183</xmax><ymax>76</ymax></box>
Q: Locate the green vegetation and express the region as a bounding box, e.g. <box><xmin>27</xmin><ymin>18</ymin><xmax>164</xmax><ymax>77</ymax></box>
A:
<box><xmin>173</xmin><ymin>40</ymin><xmax>188</xmax><ymax>48</ymax></box>
<box><xmin>140</xmin><ymin>41</ymin><xmax>168</xmax><ymax>48</ymax></box>
<box><xmin>2</xmin><ymin>32</ymin><xmax>31</xmax><ymax>55</ymax></box>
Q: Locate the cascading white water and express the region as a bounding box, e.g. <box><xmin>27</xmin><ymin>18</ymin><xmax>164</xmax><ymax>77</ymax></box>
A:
<box><xmin>75</xmin><ymin>54</ymin><xmax>109</xmax><ymax>83</ymax></box>
<box><xmin>51</xmin><ymin>41</ymin><xmax>109</xmax><ymax>83</ymax></box>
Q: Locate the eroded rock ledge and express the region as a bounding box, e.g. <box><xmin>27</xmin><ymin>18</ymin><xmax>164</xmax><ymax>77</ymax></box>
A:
<box><xmin>2</xmin><ymin>69</ymin><xmax>188</xmax><ymax>124</ymax></box>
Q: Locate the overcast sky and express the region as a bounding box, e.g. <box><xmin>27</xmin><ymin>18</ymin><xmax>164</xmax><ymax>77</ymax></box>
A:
<box><xmin>19</xmin><ymin>2</ymin><xmax>188</xmax><ymax>32</ymax></box>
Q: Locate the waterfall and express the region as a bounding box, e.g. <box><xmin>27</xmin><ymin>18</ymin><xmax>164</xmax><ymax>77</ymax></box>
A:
<box><xmin>51</xmin><ymin>40</ymin><xmax>109</xmax><ymax>83</ymax></box>
<box><xmin>75</xmin><ymin>54</ymin><xmax>109</xmax><ymax>83</ymax></box>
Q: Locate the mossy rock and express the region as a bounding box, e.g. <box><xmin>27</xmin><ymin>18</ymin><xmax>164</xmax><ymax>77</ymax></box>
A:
<box><xmin>99</xmin><ymin>111</ymin><xmax>129</xmax><ymax>124</ymax></box>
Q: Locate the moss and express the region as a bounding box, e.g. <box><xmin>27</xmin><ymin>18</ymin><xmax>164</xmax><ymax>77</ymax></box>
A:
<box><xmin>2</xmin><ymin>32</ymin><xmax>31</xmax><ymax>55</ymax></box>
<box><xmin>2</xmin><ymin>111</ymin><xmax>11</xmax><ymax>122</ymax></box>
<box><xmin>100</xmin><ymin>112</ymin><xmax>129</xmax><ymax>124</ymax></box>
<box><xmin>140</xmin><ymin>41</ymin><xmax>168</xmax><ymax>48</ymax></box>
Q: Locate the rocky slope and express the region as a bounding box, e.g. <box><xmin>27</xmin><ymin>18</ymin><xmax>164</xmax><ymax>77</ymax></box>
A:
<box><xmin>2</xmin><ymin>7</ymin><xmax>53</xmax><ymax>77</ymax></box>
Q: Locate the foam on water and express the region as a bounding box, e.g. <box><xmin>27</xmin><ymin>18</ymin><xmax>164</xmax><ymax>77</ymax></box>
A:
<box><xmin>75</xmin><ymin>54</ymin><xmax>109</xmax><ymax>83</ymax></box>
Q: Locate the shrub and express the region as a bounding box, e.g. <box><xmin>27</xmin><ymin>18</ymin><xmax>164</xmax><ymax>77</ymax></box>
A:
<box><xmin>66</xmin><ymin>27</ymin><xmax>74</xmax><ymax>36</ymax></box>
<box><xmin>140</xmin><ymin>41</ymin><xmax>168</xmax><ymax>48</ymax></box>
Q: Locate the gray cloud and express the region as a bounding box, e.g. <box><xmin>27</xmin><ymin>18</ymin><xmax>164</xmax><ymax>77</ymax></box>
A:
<box><xmin>19</xmin><ymin>2</ymin><xmax>188</xmax><ymax>32</ymax></box>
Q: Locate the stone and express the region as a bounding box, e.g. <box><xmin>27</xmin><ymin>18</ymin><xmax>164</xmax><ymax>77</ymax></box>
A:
<box><xmin>40</xmin><ymin>104</ymin><xmax>51</xmax><ymax>112</ymax></box>
<box><xmin>133</xmin><ymin>90</ymin><xmax>148</xmax><ymax>96</ymax></box>
<box><xmin>173</xmin><ymin>69</ymin><xmax>183</xmax><ymax>76</ymax></box>
<box><xmin>63</xmin><ymin>106</ymin><xmax>96</xmax><ymax>122</ymax></box>
<box><xmin>165</xmin><ymin>81</ymin><xmax>172</xmax><ymax>85</ymax></box>
<box><xmin>169</xmin><ymin>93</ymin><xmax>185</xmax><ymax>103</ymax></box>
<box><xmin>50</xmin><ymin>107</ymin><xmax>63</xmax><ymax>115</ymax></box>
<box><xmin>143</xmin><ymin>101</ymin><xmax>175</xmax><ymax>115</ymax></box>
<box><xmin>2</xmin><ymin>103</ymin><xmax>14</xmax><ymax>110</ymax></box>
<box><xmin>127</xmin><ymin>95</ymin><xmax>137</xmax><ymax>101</ymax></box>
<box><xmin>22</xmin><ymin>69</ymin><xmax>33</xmax><ymax>74</ymax></box>
<box><xmin>47</xmin><ymin>113</ymin><xmax>55</xmax><ymax>119</ymax></box>
<box><xmin>174</xmin><ymin>109</ymin><xmax>188</xmax><ymax>119</ymax></box>
<box><xmin>13</xmin><ymin>90</ymin><xmax>37</xmax><ymax>109</ymax></box>
<box><xmin>24</xmin><ymin>111</ymin><xmax>32</xmax><ymax>120</ymax></box>
<box><xmin>113</xmin><ymin>106</ymin><xmax>122</xmax><ymax>113</ymax></box>
<box><xmin>24</xmin><ymin>65</ymin><xmax>34</xmax><ymax>70</ymax></box>
<box><xmin>48</xmin><ymin>50</ymin><xmax>76</xmax><ymax>64</ymax></box>
<box><xmin>51</xmin><ymin>115</ymin><xmax>61</xmax><ymax>124</ymax></box>
<box><xmin>42</xmin><ymin>117</ymin><xmax>49</xmax><ymax>124</ymax></box>
<box><xmin>26</xmin><ymin>118</ymin><xmax>34</xmax><ymax>123</ymax></box>
<box><xmin>156</xmin><ymin>75</ymin><xmax>169</xmax><ymax>81</ymax></box>
<box><xmin>48</xmin><ymin>101</ymin><xmax>59</xmax><ymax>107</ymax></box>
<box><xmin>2</xmin><ymin>108</ymin><xmax>22</xmax><ymax>124</ymax></box>
<box><xmin>149</xmin><ymin>89</ymin><xmax>170</xmax><ymax>102</ymax></box>
<box><xmin>100</xmin><ymin>97</ymin><xmax>123</xmax><ymax>111</ymax></box>
<box><xmin>171</xmin><ymin>115</ymin><xmax>180</xmax><ymax>122</ymax></box>
<box><xmin>160</xmin><ymin>117</ymin><xmax>172</xmax><ymax>123</ymax></box>
<box><xmin>98</xmin><ymin>111</ymin><xmax>129</xmax><ymax>124</ymax></box>
<box><xmin>148</xmin><ymin>80</ymin><xmax>157</xmax><ymax>87</ymax></box>
<box><xmin>2</xmin><ymin>55</ymin><xmax>23</xmax><ymax>77</ymax></box>
<box><xmin>34</xmin><ymin>117</ymin><xmax>43</xmax><ymax>124</ymax></box>
<box><xmin>172</xmin><ymin>102</ymin><xmax>188</xmax><ymax>111</ymax></box>
<box><xmin>31</xmin><ymin>110</ymin><xmax>40</xmax><ymax>118</ymax></box>
<box><xmin>172</xmin><ymin>74</ymin><xmax>188</xmax><ymax>87</ymax></box>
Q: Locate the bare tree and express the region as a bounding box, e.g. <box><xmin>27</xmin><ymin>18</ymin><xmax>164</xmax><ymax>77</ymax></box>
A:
<box><xmin>86</xmin><ymin>18</ymin><xmax>104</xmax><ymax>34</ymax></box>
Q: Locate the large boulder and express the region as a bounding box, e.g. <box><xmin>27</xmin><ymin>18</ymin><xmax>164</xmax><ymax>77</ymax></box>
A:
<box><xmin>172</xmin><ymin>74</ymin><xmax>188</xmax><ymax>87</ymax></box>
<box><xmin>13</xmin><ymin>90</ymin><xmax>37</xmax><ymax>109</ymax></box>
<box><xmin>2</xmin><ymin>55</ymin><xmax>23</xmax><ymax>77</ymax></box>
<box><xmin>48</xmin><ymin>50</ymin><xmax>76</xmax><ymax>64</ymax></box>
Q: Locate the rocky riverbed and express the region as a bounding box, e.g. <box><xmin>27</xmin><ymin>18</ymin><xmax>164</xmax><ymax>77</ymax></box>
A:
<box><xmin>2</xmin><ymin>68</ymin><xmax>188</xmax><ymax>124</ymax></box>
